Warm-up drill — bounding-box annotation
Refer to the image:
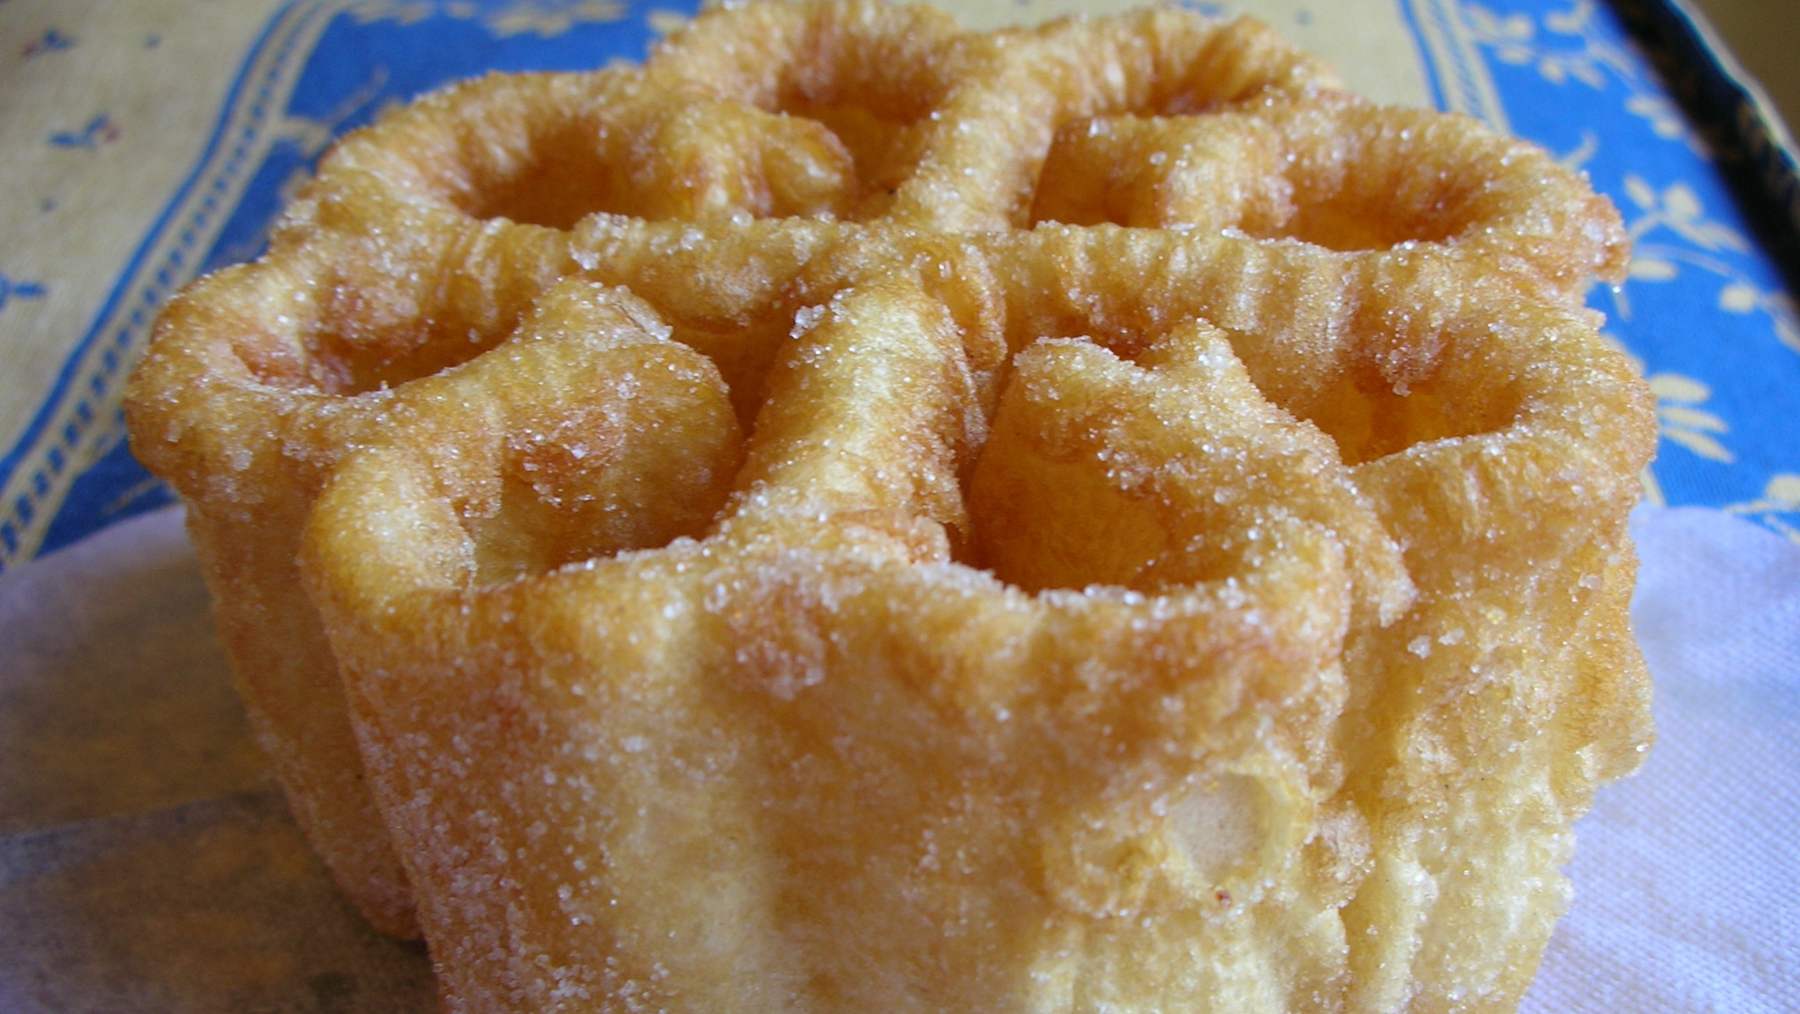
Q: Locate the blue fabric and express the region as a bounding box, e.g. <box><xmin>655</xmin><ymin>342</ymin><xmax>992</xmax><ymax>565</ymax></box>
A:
<box><xmin>1462</xmin><ymin>0</ymin><xmax>1800</xmax><ymax>540</ymax></box>
<box><xmin>4</xmin><ymin>0</ymin><xmax>1796</xmax><ymax>568</ymax></box>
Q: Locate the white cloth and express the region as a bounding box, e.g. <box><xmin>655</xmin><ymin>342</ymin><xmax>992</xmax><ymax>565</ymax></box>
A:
<box><xmin>1</xmin><ymin>505</ymin><xmax>1795</xmax><ymax>1009</ymax></box>
<box><xmin>1527</xmin><ymin>507</ymin><xmax>1800</xmax><ymax>1012</ymax></box>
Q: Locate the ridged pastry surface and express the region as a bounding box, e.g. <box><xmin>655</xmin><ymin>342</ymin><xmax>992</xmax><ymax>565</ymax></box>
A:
<box><xmin>126</xmin><ymin>3</ymin><xmax>1653</xmax><ymax>1009</ymax></box>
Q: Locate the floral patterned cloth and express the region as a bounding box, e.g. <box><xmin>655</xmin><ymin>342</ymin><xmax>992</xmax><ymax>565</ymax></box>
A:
<box><xmin>0</xmin><ymin>0</ymin><xmax>1794</xmax><ymax>573</ymax></box>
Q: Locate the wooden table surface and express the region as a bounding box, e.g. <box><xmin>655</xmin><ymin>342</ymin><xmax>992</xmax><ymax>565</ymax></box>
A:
<box><xmin>1690</xmin><ymin>0</ymin><xmax>1800</xmax><ymax>142</ymax></box>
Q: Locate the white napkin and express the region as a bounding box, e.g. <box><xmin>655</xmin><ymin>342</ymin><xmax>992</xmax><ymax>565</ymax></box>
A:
<box><xmin>2</xmin><ymin>504</ymin><xmax>1795</xmax><ymax>1009</ymax></box>
<box><xmin>1526</xmin><ymin>507</ymin><xmax>1800</xmax><ymax>1013</ymax></box>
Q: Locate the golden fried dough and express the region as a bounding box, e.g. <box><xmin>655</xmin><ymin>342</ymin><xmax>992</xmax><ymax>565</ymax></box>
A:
<box><xmin>126</xmin><ymin>2</ymin><xmax>1652</xmax><ymax>1008</ymax></box>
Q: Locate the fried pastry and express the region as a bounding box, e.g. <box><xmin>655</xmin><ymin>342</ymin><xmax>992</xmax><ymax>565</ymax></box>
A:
<box><xmin>126</xmin><ymin>2</ymin><xmax>1653</xmax><ymax>1008</ymax></box>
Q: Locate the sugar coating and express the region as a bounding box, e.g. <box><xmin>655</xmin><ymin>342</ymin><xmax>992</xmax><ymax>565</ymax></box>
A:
<box><xmin>125</xmin><ymin>1</ymin><xmax>1653</xmax><ymax>1010</ymax></box>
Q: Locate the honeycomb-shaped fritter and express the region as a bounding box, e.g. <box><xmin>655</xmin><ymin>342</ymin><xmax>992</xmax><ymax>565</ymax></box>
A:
<box><xmin>126</xmin><ymin>3</ymin><xmax>1653</xmax><ymax>1009</ymax></box>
